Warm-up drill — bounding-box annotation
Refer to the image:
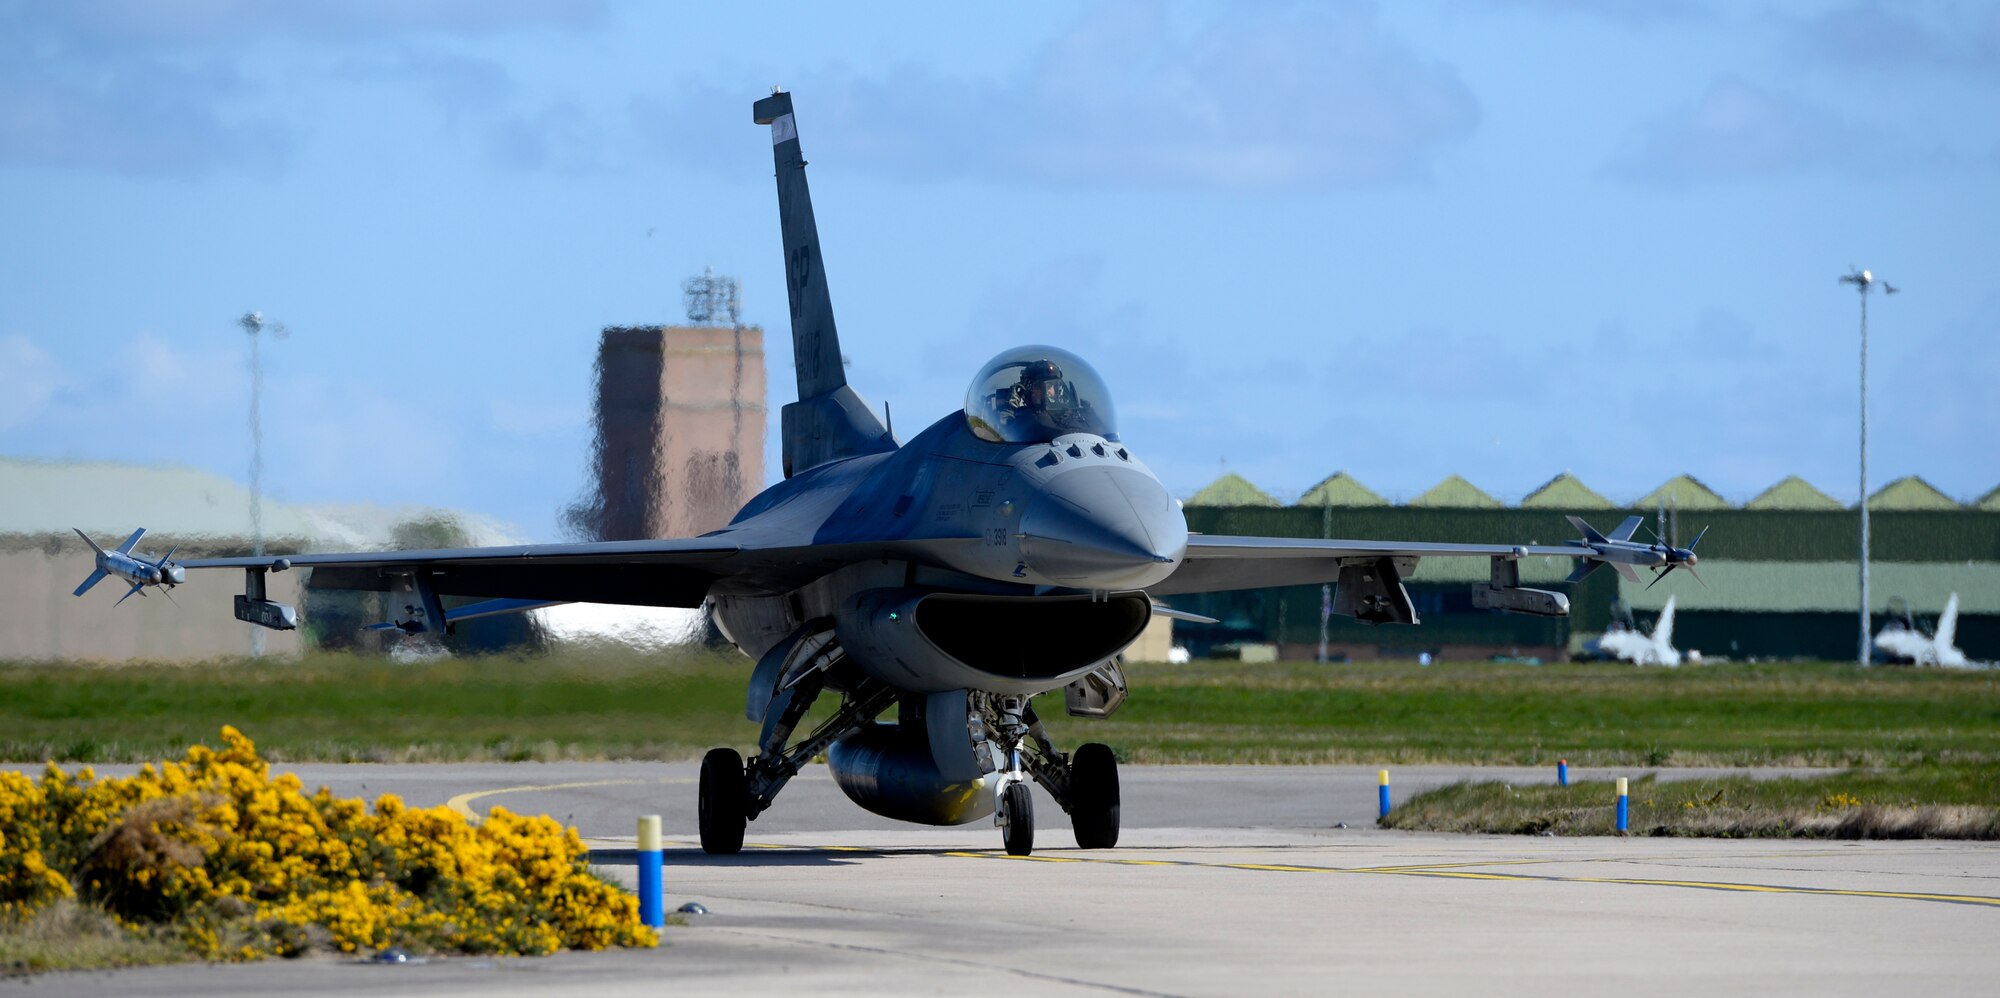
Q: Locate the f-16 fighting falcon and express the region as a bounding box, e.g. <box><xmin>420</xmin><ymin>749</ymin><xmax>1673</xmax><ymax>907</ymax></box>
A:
<box><xmin>95</xmin><ymin>92</ymin><xmax>1608</xmax><ymax>856</ymax></box>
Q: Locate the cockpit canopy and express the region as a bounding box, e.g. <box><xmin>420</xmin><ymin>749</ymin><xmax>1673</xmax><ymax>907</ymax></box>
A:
<box><xmin>964</xmin><ymin>345</ymin><xmax>1118</xmax><ymax>444</ymax></box>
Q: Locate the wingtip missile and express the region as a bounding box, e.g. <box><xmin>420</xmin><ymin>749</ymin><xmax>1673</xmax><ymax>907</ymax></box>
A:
<box><xmin>73</xmin><ymin>527</ymin><xmax>185</xmax><ymax>604</ymax></box>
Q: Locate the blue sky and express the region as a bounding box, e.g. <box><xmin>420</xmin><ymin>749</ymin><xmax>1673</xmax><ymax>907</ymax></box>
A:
<box><xmin>3</xmin><ymin>0</ymin><xmax>1995</xmax><ymax>539</ymax></box>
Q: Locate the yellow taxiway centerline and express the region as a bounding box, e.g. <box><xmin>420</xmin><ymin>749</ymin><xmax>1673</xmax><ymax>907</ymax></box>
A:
<box><xmin>456</xmin><ymin>779</ymin><xmax>2000</xmax><ymax>909</ymax></box>
<box><xmin>445</xmin><ymin>777</ymin><xmax>692</xmax><ymax>823</ymax></box>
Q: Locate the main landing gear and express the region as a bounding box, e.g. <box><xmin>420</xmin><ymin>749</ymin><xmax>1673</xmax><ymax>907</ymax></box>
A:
<box><xmin>985</xmin><ymin>694</ymin><xmax>1120</xmax><ymax>856</ymax></box>
<box><xmin>698</xmin><ymin>748</ymin><xmax>748</xmax><ymax>854</ymax></box>
<box><xmin>694</xmin><ymin>641</ymin><xmax>1121</xmax><ymax>858</ymax></box>
<box><xmin>698</xmin><ymin>637</ymin><xmax>897</xmax><ymax>854</ymax></box>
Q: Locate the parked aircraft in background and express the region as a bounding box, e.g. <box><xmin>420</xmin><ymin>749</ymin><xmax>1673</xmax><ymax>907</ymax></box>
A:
<box><xmin>1594</xmin><ymin>595</ymin><xmax>1693</xmax><ymax>666</ymax></box>
<box><xmin>1875</xmin><ymin>593</ymin><xmax>1978</xmax><ymax>668</ymax></box>
<box><xmin>92</xmin><ymin>91</ymin><xmax>1607</xmax><ymax>856</ymax></box>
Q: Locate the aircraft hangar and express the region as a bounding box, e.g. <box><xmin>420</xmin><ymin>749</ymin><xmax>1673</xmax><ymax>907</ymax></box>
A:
<box><xmin>1166</xmin><ymin>471</ymin><xmax>2000</xmax><ymax>663</ymax></box>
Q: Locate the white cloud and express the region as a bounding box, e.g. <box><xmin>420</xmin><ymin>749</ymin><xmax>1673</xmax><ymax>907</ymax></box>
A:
<box><xmin>0</xmin><ymin>334</ymin><xmax>65</xmax><ymax>431</ymax></box>
<box><xmin>1600</xmin><ymin>76</ymin><xmax>1870</xmax><ymax>186</ymax></box>
<box><xmin>634</xmin><ymin>1</ymin><xmax>1479</xmax><ymax>192</ymax></box>
<box><xmin>1783</xmin><ymin>2</ymin><xmax>2000</xmax><ymax>78</ymax></box>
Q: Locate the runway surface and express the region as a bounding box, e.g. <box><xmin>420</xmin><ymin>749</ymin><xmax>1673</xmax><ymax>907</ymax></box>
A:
<box><xmin>9</xmin><ymin>762</ymin><xmax>1997</xmax><ymax>996</ymax></box>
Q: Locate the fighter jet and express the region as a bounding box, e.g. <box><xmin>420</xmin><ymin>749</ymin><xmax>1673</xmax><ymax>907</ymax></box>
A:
<box><xmin>116</xmin><ymin>91</ymin><xmax>1605</xmax><ymax>856</ymax></box>
<box><xmin>1563</xmin><ymin>515</ymin><xmax>1706</xmax><ymax>588</ymax></box>
<box><xmin>71</xmin><ymin>528</ymin><xmax>185</xmax><ymax>606</ymax></box>
<box><xmin>1593</xmin><ymin>594</ymin><xmax>1688</xmax><ymax>666</ymax></box>
<box><xmin>1874</xmin><ymin>594</ymin><xmax>1978</xmax><ymax>668</ymax></box>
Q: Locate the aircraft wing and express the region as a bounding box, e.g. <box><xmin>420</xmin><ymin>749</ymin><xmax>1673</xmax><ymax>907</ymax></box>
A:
<box><xmin>180</xmin><ymin>536</ymin><xmax>975</xmax><ymax>609</ymax></box>
<box><xmin>1149</xmin><ymin>535</ymin><xmax>1589</xmax><ymax>597</ymax></box>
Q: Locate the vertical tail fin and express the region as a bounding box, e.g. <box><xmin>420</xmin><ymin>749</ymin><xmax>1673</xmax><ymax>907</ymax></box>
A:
<box><xmin>755</xmin><ymin>89</ymin><xmax>846</xmax><ymax>401</ymax></box>
<box><xmin>114</xmin><ymin>527</ymin><xmax>145</xmax><ymax>554</ymax></box>
<box><xmin>753</xmin><ymin>90</ymin><xmax>893</xmax><ymax>477</ymax></box>
<box><xmin>1652</xmin><ymin>595</ymin><xmax>1676</xmax><ymax>650</ymax></box>
<box><xmin>1936</xmin><ymin>592</ymin><xmax>1959</xmax><ymax>651</ymax></box>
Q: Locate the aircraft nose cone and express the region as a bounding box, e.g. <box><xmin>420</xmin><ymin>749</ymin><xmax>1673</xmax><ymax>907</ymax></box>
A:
<box><xmin>1020</xmin><ymin>465</ymin><xmax>1187</xmax><ymax>589</ymax></box>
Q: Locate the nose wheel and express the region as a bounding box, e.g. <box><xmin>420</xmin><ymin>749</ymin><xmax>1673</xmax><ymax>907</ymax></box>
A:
<box><xmin>998</xmin><ymin>781</ymin><xmax>1034</xmax><ymax>856</ymax></box>
<box><xmin>983</xmin><ymin>694</ymin><xmax>1123</xmax><ymax>857</ymax></box>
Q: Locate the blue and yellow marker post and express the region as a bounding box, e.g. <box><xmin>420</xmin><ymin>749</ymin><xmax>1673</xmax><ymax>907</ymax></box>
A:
<box><xmin>1378</xmin><ymin>769</ymin><xmax>1391</xmax><ymax>820</ymax></box>
<box><xmin>1615</xmin><ymin>778</ymin><xmax>1629</xmax><ymax>833</ymax></box>
<box><xmin>637</xmin><ymin>814</ymin><xmax>664</xmax><ymax>927</ymax></box>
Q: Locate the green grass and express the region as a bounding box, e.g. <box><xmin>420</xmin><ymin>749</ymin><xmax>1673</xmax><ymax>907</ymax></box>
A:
<box><xmin>1046</xmin><ymin>659</ymin><xmax>2000</xmax><ymax>767</ymax></box>
<box><xmin>0</xmin><ymin>901</ymin><xmax>188</xmax><ymax>977</ymax></box>
<box><xmin>1383</xmin><ymin>764</ymin><xmax>2000</xmax><ymax>838</ymax></box>
<box><xmin>2</xmin><ymin>653</ymin><xmax>1997</xmax><ymax>768</ymax></box>
<box><xmin>0</xmin><ymin>648</ymin><xmax>754</xmax><ymax>764</ymax></box>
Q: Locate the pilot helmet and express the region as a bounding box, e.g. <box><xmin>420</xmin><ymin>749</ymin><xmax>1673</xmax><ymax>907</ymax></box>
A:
<box><xmin>1018</xmin><ymin>359</ymin><xmax>1064</xmax><ymax>407</ymax></box>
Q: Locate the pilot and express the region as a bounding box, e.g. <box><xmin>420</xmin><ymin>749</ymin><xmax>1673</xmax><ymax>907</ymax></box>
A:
<box><xmin>1014</xmin><ymin>359</ymin><xmax>1065</xmax><ymax>412</ymax></box>
<box><xmin>991</xmin><ymin>358</ymin><xmax>1080</xmax><ymax>434</ymax></box>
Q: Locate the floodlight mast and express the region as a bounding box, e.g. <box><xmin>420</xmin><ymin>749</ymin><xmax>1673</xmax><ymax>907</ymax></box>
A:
<box><xmin>1838</xmin><ymin>268</ymin><xmax>1896</xmax><ymax>666</ymax></box>
<box><xmin>239</xmin><ymin>310</ymin><xmax>287</xmax><ymax>657</ymax></box>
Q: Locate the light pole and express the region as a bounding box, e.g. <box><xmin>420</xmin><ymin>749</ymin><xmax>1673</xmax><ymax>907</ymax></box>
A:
<box><xmin>239</xmin><ymin>311</ymin><xmax>287</xmax><ymax>657</ymax></box>
<box><xmin>1837</xmin><ymin>269</ymin><xmax>1896</xmax><ymax>666</ymax></box>
<box><xmin>1318</xmin><ymin>494</ymin><xmax>1331</xmax><ymax>664</ymax></box>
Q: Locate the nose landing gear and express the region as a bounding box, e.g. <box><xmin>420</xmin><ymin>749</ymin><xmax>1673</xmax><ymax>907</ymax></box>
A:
<box><xmin>984</xmin><ymin>694</ymin><xmax>1121</xmax><ymax>856</ymax></box>
<box><xmin>998</xmin><ymin>781</ymin><xmax>1034</xmax><ymax>856</ymax></box>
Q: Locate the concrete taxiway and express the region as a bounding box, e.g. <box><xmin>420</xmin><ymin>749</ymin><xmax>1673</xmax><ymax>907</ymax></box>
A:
<box><xmin>8</xmin><ymin>763</ymin><xmax>1997</xmax><ymax>996</ymax></box>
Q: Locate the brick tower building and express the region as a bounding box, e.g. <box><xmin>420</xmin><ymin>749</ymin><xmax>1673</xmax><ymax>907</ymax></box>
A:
<box><xmin>575</xmin><ymin>323</ymin><xmax>766</xmax><ymax>541</ymax></box>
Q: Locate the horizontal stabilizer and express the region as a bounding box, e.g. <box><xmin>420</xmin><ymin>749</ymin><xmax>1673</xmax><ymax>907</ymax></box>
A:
<box><xmin>115</xmin><ymin>528</ymin><xmax>145</xmax><ymax>554</ymax></box>
<box><xmin>1607</xmin><ymin>515</ymin><xmax>1644</xmax><ymax>542</ymax></box>
<box><xmin>1564</xmin><ymin>560</ymin><xmax>1603</xmax><ymax>585</ymax></box>
<box><xmin>72</xmin><ymin>568</ymin><xmax>107</xmax><ymax>597</ymax></box>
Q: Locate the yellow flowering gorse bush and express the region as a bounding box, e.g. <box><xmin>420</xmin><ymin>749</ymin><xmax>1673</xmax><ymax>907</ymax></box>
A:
<box><xmin>0</xmin><ymin>727</ymin><xmax>655</xmax><ymax>958</ymax></box>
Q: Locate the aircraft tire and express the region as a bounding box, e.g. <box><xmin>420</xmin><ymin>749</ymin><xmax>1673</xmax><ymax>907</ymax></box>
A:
<box><xmin>699</xmin><ymin>747</ymin><xmax>747</xmax><ymax>855</ymax></box>
<box><xmin>1000</xmin><ymin>782</ymin><xmax>1034</xmax><ymax>856</ymax></box>
<box><xmin>1069</xmin><ymin>742</ymin><xmax>1120</xmax><ymax>849</ymax></box>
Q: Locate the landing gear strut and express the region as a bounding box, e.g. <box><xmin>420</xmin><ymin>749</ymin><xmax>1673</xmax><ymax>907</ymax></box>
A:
<box><xmin>698</xmin><ymin>632</ymin><xmax>895</xmax><ymax>855</ymax></box>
